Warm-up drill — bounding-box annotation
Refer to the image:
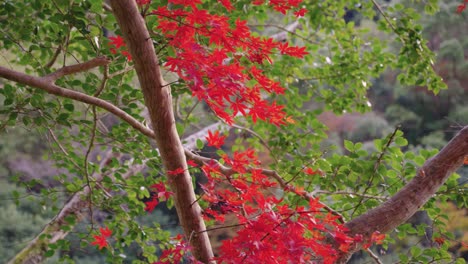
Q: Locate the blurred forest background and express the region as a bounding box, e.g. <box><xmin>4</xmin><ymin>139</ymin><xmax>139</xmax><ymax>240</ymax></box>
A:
<box><xmin>0</xmin><ymin>0</ymin><xmax>467</xmax><ymax>263</ymax></box>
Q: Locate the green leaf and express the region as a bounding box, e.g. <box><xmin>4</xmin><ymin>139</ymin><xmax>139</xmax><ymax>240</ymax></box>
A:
<box><xmin>395</xmin><ymin>137</ymin><xmax>408</xmax><ymax>147</ymax></box>
<box><xmin>196</xmin><ymin>138</ymin><xmax>204</xmax><ymax>149</ymax></box>
<box><xmin>374</xmin><ymin>139</ymin><xmax>383</xmax><ymax>152</ymax></box>
<box><xmin>414</xmin><ymin>156</ymin><xmax>426</xmax><ymax>166</ymax></box>
<box><xmin>410</xmin><ymin>246</ymin><xmax>421</xmax><ymax>256</ymax></box>
<box><xmin>64</xmin><ymin>103</ymin><xmax>75</xmax><ymax>112</ymax></box>
<box><xmin>45</xmin><ymin>249</ymin><xmax>55</xmax><ymax>257</ymax></box>
<box><xmin>344</xmin><ymin>140</ymin><xmax>354</xmax><ymax>152</ymax></box>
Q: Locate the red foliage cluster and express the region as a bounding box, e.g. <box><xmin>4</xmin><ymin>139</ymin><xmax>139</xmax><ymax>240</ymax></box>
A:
<box><xmin>152</xmin><ymin>1</ymin><xmax>307</xmax><ymax>125</ymax></box>
<box><xmin>195</xmin><ymin>149</ymin><xmax>355</xmax><ymax>263</ymax></box>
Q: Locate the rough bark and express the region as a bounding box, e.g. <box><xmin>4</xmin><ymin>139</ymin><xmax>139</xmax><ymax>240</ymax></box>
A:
<box><xmin>336</xmin><ymin>125</ymin><xmax>468</xmax><ymax>263</ymax></box>
<box><xmin>109</xmin><ymin>0</ymin><xmax>214</xmax><ymax>262</ymax></box>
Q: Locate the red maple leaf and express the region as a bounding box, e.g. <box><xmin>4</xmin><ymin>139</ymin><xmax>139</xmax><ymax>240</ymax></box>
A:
<box><xmin>371</xmin><ymin>231</ymin><xmax>385</xmax><ymax>244</ymax></box>
<box><xmin>187</xmin><ymin>159</ymin><xmax>198</xmax><ymax>167</ymax></box>
<box><xmin>218</xmin><ymin>0</ymin><xmax>233</xmax><ymax>10</ymax></box>
<box><xmin>168</xmin><ymin>167</ymin><xmax>185</xmax><ymax>175</ymax></box>
<box><xmin>303</xmin><ymin>167</ymin><xmax>317</xmax><ymax>175</ymax></box>
<box><xmin>109</xmin><ymin>35</ymin><xmax>126</xmax><ymax>49</ymax></box>
<box><xmin>99</xmin><ymin>226</ymin><xmax>112</xmax><ymax>238</ymax></box>
<box><xmin>294</xmin><ymin>8</ymin><xmax>307</xmax><ymax>17</ymax></box>
<box><xmin>91</xmin><ymin>226</ymin><xmax>112</xmax><ymax>250</ymax></box>
<box><xmin>206</xmin><ymin>130</ymin><xmax>226</xmax><ymax>148</ymax></box>
<box><xmin>145</xmin><ymin>197</ymin><xmax>159</xmax><ymax>212</ymax></box>
<box><xmin>121</xmin><ymin>50</ymin><xmax>132</xmax><ymax>61</ymax></box>
<box><xmin>278</xmin><ymin>42</ymin><xmax>309</xmax><ymax>58</ymax></box>
<box><xmin>153</xmin><ymin>235</ymin><xmax>195</xmax><ymax>264</ymax></box>
<box><xmin>91</xmin><ymin>235</ymin><xmax>108</xmax><ymax>250</ymax></box>
<box><xmin>150</xmin><ymin>182</ymin><xmax>174</xmax><ymax>200</ymax></box>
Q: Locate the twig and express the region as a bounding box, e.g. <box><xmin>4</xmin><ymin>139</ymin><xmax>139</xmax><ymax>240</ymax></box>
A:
<box><xmin>45</xmin><ymin>56</ymin><xmax>111</xmax><ymax>82</ymax></box>
<box><xmin>231</xmin><ymin>123</ymin><xmax>278</xmax><ymax>163</ymax></box>
<box><xmin>108</xmin><ymin>66</ymin><xmax>134</xmax><ymax>78</ymax></box>
<box><xmin>83</xmin><ymin>106</ymin><xmax>98</xmax><ymax>229</ymax></box>
<box><xmin>314</xmin><ymin>190</ymin><xmax>387</xmax><ymax>201</ymax></box>
<box><xmin>44</xmin><ymin>44</ymin><xmax>63</xmax><ymax>68</ymax></box>
<box><xmin>366</xmin><ymin>248</ymin><xmax>383</xmax><ymax>264</ymax></box>
<box><xmin>369</xmin><ymin>0</ymin><xmax>404</xmax><ymax>44</ymax></box>
<box><xmin>93</xmin><ymin>64</ymin><xmax>109</xmax><ymax>97</ymax></box>
<box><xmin>351</xmin><ymin>126</ymin><xmax>400</xmax><ymax>218</ymax></box>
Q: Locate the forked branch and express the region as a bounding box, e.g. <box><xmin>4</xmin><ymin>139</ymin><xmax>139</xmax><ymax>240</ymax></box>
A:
<box><xmin>336</xmin><ymin>125</ymin><xmax>468</xmax><ymax>263</ymax></box>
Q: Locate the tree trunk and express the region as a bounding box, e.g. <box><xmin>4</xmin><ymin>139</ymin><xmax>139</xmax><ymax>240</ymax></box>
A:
<box><xmin>109</xmin><ymin>1</ymin><xmax>214</xmax><ymax>262</ymax></box>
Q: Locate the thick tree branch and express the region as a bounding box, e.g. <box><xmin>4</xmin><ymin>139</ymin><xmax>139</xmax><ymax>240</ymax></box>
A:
<box><xmin>0</xmin><ymin>64</ymin><xmax>155</xmax><ymax>139</ymax></box>
<box><xmin>336</xmin><ymin>126</ymin><xmax>468</xmax><ymax>263</ymax></box>
<box><xmin>109</xmin><ymin>0</ymin><xmax>214</xmax><ymax>262</ymax></box>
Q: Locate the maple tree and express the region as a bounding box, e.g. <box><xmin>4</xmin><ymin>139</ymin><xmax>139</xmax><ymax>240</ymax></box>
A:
<box><xmin>0</xmin><ymin>0</ymin><xmax>467</xmax><ymax>264</ymax></box>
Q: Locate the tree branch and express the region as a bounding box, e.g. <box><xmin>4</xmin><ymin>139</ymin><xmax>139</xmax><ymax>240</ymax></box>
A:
<box><xmin>44</xmin><ymin>56</ymin><xmax>110</xmax><ymax>82</ymax></box>
<box><xmin>0</xmin><ymin>64</ymin><xmax>155</xmax><ymax>140</ymax></box>
<box><xmin>313</xmin><ymin>190</ymin><xmax>387</xmax><ymax>201</ymax></box>
<box><xmin>335</xmin><ymin>125</ymin><xmax>468</xmax><ymax>263</ymax></box>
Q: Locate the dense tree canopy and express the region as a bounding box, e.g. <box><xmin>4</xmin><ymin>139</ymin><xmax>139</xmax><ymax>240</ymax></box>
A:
<box><xmin>0</xmin><ymin>0</ymin><xmax>467</xmax><ymax>263</ymax></box>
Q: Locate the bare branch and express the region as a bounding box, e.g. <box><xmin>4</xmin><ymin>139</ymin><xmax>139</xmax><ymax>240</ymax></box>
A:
<box><xmin>366</xmin><ymin>248</ymin><xmax>384</xmax><ymax>264</ymax></box>
<box><xmin>313</xmin><ymin>190</ymin><xmax>387</xmax><ymax>201</ymax></box>
<box><xmin>44</xmin><ymin>44</ymin><xmax>62</xmax><ymax>68</ymax></box>
<box><xmin>44</xmin><ymin>56</ymin><xmax>110</xmax><ymax>82</ymax></box>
